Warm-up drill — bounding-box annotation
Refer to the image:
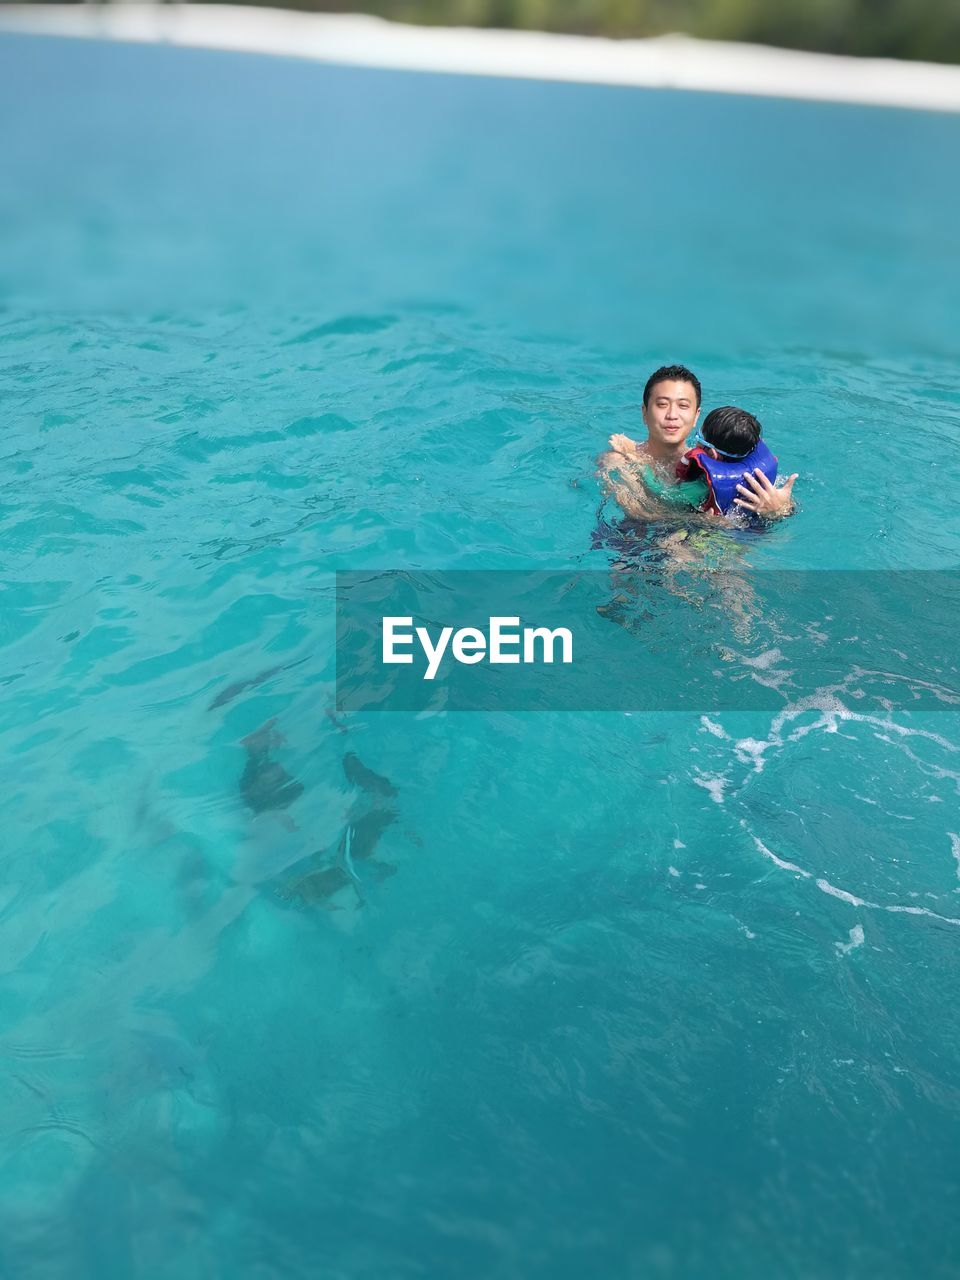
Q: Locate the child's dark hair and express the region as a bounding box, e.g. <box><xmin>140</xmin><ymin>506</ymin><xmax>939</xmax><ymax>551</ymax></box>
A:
<box><xmin>700</xmin><ymin>406</ymin><xmax>761</xmax><ymax>459</ymax></box>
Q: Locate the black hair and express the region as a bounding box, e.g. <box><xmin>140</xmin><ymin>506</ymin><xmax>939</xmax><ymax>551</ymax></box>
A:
<box><xmin>700</xmin><ymin>406</ymin><xmax>761</xmax><ymax>459</ymax></box>
<box><xmin>642</xmin><ymin>365</ymin><xmax>702</xmax><ymax>407</ymax></box>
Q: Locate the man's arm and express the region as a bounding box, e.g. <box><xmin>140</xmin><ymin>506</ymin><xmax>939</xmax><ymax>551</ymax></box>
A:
<box><xmin>597</xmin><ymin>460</ymin><xmax>656</xmax><ymax>520</ymax></box>
<box><xmin>733</xmin><ymin>469</ymin><xmax>798</xmax><ymax>519</ymax></box>
<box><xmin>607</xmin><ymin>478</ymin><xmax>652</xmax><ymax>520</ymax></box>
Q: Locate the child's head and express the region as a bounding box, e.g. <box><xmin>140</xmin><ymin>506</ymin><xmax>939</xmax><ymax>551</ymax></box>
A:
<box><xmin>698</xmin><ymin>406</ymin><xmax>762</xmax><ymax>460</ymax></box>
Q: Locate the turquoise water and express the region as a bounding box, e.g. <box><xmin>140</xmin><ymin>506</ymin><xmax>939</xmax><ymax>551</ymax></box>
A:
<box><xmin>2</xmin><ymin>32</ymin><xmax>960</xmax><ymax>1279</ymax></box>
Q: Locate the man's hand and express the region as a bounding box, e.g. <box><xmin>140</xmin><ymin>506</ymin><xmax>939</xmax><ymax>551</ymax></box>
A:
<box><xmin>733</xmin><ymin>470</ymin><xmax>797</xmax><ymax>519</ymax></box>
<box><xmin>598</xmin><ymin>433</ymin><xmax>643</xmax><ymax>476</ymax></box>
<box><xmin>608</xmin><ymin>433</ymin><xmax>641</xmax><ymax>459</ymax></box>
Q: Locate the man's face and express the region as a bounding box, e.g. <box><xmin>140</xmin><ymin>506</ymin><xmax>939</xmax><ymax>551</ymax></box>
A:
<box><xmin>642</xmin><ymin>379</ymin><xmax>700</xmax><ymax>450</ymax></box>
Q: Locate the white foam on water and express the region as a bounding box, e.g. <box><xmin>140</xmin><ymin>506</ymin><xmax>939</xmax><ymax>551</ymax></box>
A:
<box><xmin>888</xmin><ymin>739</ymin><xmax>960</xmax><ymax>790</ymax></box>
<box><xmin>723</xmin><ymin>691</ymin><xmax>876</xmax><ymax>788</ymax></box>
<box><xmin>693</xmin><ymin>773</ymin><xmax>727</xmax><ymax>805</ymax></box>
<box><xmin>742</xmin><ymin>648</ymin><xmax>785</xmax><ymax>671</ymax></box>
<box><xmin>751</xmin><ymin>833</ymin><xmax>810</xmax><ymax>877</ymax></box>
<box><xmin>692</xmin><ymin>681</ymin><xmax>960</xmax><ymax>931</ymax></box>
<box><xmin>818</xmin><ymin>880</ymin><xmax>867</xmax><ymax>908</ymax></box>
<box><xmin>747</xmin><ymin>825</ymin><xmax>960</xmax><ymax>928</ymax></box>
<box><xmin>733</xmin><ymin>737</ymin><xmax>770</xmax><ymax>776</ymax></box>
<box><xmin>885</xmin><ymin>903</ymin><xmax>960</xmax><ymax>923</ymax></box>
<box><xmin>766</xmin><ymin>689</ymin><xmax>959</xmax><ymax>754</ymax></box>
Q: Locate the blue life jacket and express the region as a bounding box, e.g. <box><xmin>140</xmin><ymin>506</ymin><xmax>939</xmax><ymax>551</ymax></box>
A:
<box><xmin>681</xmin><ymin>441</ymin><xmax>778</xmax><ymax>515</ymax></box>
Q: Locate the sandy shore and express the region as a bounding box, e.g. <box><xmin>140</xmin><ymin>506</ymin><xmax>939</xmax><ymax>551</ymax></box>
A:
<box><xmin>2</xmin><ymin>3</ymin><xmax>960</xmax><ymax>113</ymax></box>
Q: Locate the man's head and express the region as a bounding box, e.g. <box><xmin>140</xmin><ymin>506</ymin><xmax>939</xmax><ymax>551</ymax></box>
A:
<box><xmin>641</xmin><ymin>365</ymin><xmax>702</xmax><ymax>458</ymax></box>
<box><xmin>698</xmin><ymin>406</ymin><xmax>761</xmax><ymax>460</ymax></box>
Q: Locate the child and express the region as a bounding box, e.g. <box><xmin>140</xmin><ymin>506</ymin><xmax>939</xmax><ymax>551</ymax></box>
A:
<box><xmin>677</xmin><ymin>405</ymin><xmax>778</xmax><ymax>517</ymax></box>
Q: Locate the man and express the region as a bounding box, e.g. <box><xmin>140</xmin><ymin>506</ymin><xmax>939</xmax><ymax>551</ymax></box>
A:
<box><xmin>598</xmin><ymin>364</ymin><xmax>797</xmax><ymax>520</ymax></box>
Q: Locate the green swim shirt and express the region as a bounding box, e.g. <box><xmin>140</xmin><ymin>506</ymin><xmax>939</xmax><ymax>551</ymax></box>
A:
<box><xmin>641</xmin><ymin>464</ymin><xmax>709</xmax><ymax>510</ymax></box>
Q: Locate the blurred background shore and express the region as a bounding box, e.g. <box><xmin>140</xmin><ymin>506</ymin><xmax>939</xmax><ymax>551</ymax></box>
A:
<box><xmin>2</xmin><ymin>1</ymin><xmax>960</xmax><ymax>111</ymax></box>
<box><xmin>6</xmin><ymin>0</ymin><xmax>960</xmax><ymax>63</ymax></box>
